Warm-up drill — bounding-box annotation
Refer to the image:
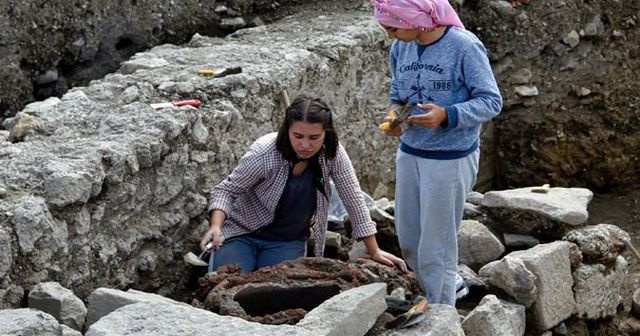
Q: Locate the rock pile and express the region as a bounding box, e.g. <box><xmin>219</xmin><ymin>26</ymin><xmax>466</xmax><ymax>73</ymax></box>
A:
<box><xmin>2</xmin><ymin>185</ymin><xmax>639</xmax><ymax>335</ymax></box>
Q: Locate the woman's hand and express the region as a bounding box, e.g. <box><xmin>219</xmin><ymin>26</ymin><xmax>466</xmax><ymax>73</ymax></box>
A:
<box><xmin>370</xmin><ymin>249</ymin><xmax>408</xmax><ymax>273</ymax></box>
<box><xmin>200</xmin><ymin>210</ymin><xmax>227</xmax><ymax>251</ymax></box>
<box><xmin>379</xmin><ymin>104</ymin><xmax>405</xmax><ymax>137</ymax></box>
<box><xmin>199</xmin><ymin>226</ymin><xmax>224</xmax><ymax>252</ymax></box>
<box><xmin>408</xmin><ymin>103</ymin><xmax>447</xmax><ymax>128</ymax></box>
<box><xmin>380</xmin><ymin>115</ymin><xmax>405</xmax><ymax>137</ymax></box>
<box><xmin>362</xmin><ymin>236</ymin><xmax>408</xmax><ymax>272</ymax></box>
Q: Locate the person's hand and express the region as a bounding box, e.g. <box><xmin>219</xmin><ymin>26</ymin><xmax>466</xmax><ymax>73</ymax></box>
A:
<box><xmin>408</xmin><ymin>103</ymin><xmax>447</xmax><ymax>128</ymax></box>
<box><xmin>380</xmin><ymin>115</ymin><xmax>405</xmax><ymax>137</ymax></box>
<box><xmin>379</xmin><ymin>104</ymin><xmax>405</xmax><ymax>137</ymax></box>
<box><xmin>199</xmin><ymin>227</ymin><xmax>224</xmax><ymax>252</ymax></box>
<box><xmin>370</xmin><ymin>249</ymin><xmax>408</xmax><ymax>273</ymax></box>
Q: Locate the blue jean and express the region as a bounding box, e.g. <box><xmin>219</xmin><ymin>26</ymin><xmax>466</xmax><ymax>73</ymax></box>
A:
<box><xmin>208</xmin><ymin>235</ymin><xmax>307</xmax><ymax>273</ymax></box>
<box><xmin>394</xmin><ymin>148</ymin><xmax>479</xmax><ymax>305</ymax></box>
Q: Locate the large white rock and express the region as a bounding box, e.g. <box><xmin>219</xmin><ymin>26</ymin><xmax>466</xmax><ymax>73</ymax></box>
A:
<box><xmin>509</xmin><ymin>241</ymin><xmax>576</xmax><ymax>330</ymax></box>
<box><xmin>86</xmin><ymin>287</ymin><xmax>192</xmax><ymax>327</ymax></box>
<box><xmin>462</xmin><ymin>295</ymin><xmax>526</xmax><ymax>336</ymax></box>
<box><xmin>0</xmin><ymin>308</ymin><xmax>62</xmax><ymax>336</ymax></box>
<box><xmin>85</xmin><ymin>301</ymin><xmax>306</xmax><ymax>336</ymax></box>
<box><xmin>482</xmin><ymin>186</ymin><xmax>593</xmax><ymax>225</ymax></box>
<box><xmin>458</xmin><ymin>220</ymin><xmax>505</xmax><ymax>268</ymax></box>
<box><xmin>298</xmin><ymin>282</ymin><xmax>387</xmax><ymax>336</ymax></box>
<box><xmin>573</xmin><ymin>256</ymin><xmax>629</xmax><ymax>319</ymax></box>
<box><xmin>28</xmin><ymin>282</ymin><xmax>87</xmax><ymax>331</ymax></box>
<box><xmin>86</xmin><ymin>283</ymin><xmax>388</xmax><ymax>336</ymax></box>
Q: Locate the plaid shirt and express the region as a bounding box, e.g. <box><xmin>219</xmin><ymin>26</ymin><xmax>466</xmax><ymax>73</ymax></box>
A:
<box><xmin>208</xmin><ymin>133</ymin><xmax>377</xmax><ymax>257</ymax></box>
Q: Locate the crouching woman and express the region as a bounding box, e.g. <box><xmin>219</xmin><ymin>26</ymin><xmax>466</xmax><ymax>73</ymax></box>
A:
<box><xmin>199</xmin><ymin>94</ymin><xmax>407</xmax><ymax>273</ymax></box>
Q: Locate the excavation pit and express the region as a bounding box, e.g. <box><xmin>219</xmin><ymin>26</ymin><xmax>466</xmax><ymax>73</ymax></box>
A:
<box><xmin>234</xmin><ymin>283</ymin><xmax>341</xmax><ymax>318</ymax></box>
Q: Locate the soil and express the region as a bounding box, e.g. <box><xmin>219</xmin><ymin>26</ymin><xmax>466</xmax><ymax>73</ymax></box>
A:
<box><xmin>482</xmin><ymin>0</ymin><xmax>640</xmax><ymax>192</ymax></box>
<box><xmin>588</xmin><ymin>190</ymin><xmax>640</xmax><ymax>247</ymax></box>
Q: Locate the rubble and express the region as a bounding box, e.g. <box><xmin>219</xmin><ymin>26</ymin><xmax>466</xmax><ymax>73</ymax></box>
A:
<box><xmin>0</xmin><ymin>1</ymin><xmax>638</xmax><ymax>335</ymax></box>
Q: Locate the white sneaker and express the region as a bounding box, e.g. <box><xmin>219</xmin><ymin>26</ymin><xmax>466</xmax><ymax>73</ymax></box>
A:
<box><xmin>455</xmin><ymin>274</ymin><xmax>469</xmax><ymax>299</ymax></box>
<box><xmin>456</xmin><ymin>285</ymin><xmax>469</xmax><ymax>299</ymax></box>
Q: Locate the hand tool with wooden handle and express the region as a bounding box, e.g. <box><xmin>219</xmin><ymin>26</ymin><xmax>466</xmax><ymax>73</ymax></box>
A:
<box><xmin>385</xmin><ymin>296</ymin><xmax>429</xmax><ymax>329</ymax></box>
<box><xmin>150</xmin><ymin>99</ymin><xmax>202</xmax><ymax>109</ymax></box>
<box><xmin>379</xmin><ymin>104</ymin><xmax>413</xmax><ymax>131</ymax></box>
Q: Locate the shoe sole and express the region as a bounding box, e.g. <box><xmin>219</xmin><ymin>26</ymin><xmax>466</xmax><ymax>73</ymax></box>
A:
<box><xmin>456</xmin><ymin>286</ymin><xmax>469</xmax><ymax>299</ymax></box>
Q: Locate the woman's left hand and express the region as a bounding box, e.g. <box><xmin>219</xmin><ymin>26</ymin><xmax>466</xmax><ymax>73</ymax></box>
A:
<box><xmin>408</xmin><ymin>103</ymin><xmax>447</xmax><ymax>128</ymax></box>
<box><xmin>371</xmin><ymin>249</ymin><xmax>408</xmax><ymax>273</ymax></box>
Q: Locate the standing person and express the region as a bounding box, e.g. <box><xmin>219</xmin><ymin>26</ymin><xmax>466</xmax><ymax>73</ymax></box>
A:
<box><xmin>371</xmin><ymin>0</ymin><xmax>503</xmax><ymax>305</ymax></box>
<box><xmin>199</xmin><ymin>94</ymin><xmax>407</xmax><ymax>274</ymax></box>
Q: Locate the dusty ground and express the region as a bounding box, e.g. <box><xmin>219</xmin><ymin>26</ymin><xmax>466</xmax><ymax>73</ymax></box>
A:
<box><xmin>588</xmin><ymin>190</ymin><xmax>640</xmax><ymax>246</ymax></box>
<box><xmin>482</xmin><ymin>0</ymin><xmax>640</xmax><ymax>192</ymax></box>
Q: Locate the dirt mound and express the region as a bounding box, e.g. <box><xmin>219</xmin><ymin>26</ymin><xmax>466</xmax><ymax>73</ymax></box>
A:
<box><xmin>459</xmin><ymin>0</ymin><xmax>640</xmax><ymax>192</ymax></box>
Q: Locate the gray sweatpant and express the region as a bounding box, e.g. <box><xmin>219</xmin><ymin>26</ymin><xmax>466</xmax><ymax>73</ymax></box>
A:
<box><xmin>394</xmin><ymin>148</ymin><xmax>479</xmax><ymax>305</ymax></box>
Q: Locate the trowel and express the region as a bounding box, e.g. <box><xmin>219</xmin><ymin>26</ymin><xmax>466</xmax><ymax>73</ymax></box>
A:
<box><xmin>183</xmin><ymin>242</ymin><xmax>212</xmax><ymax>267</ymax></box>
<box><xmin>386</xmin><ymin>296</ymin><xmax>429</xmax><ymax>329</ymax></box>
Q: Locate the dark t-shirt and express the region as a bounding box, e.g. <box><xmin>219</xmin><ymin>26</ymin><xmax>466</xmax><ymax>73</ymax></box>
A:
<box><xmin>255</xmin><ymin>167</ymin><xmax>316</xmax><ymax>241</ymax></box>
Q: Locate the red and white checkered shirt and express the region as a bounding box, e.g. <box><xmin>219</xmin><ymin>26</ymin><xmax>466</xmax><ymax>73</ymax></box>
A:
<box><xmin>208</xmin><ymin>132</ymin><xmax>377</xmax><ymax>257</ymax></box>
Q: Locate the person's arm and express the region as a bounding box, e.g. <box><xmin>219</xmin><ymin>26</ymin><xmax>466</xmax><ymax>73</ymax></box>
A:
<box><xmin>388</xmin><ymin>40</ymin><xmax>402</xmax><ymax>106</ymax></box>
<box><xmin>362</xmin><ymin>235</ymin><xmax>408</xmax><ymax>272</ymax></box>
<box><xmin>199</xmin><ymin>140</ymin><xmax>269</xmax><ymax>250</ymax></box>
<box><xmin>207</xmin><ymin>145</ymin><xmax>266</xmax><ymax>215</ymax></box>
<box><xmin>330</xmin><ymin>144</ymin><xmax>407</xmax><ymax>272</ymax></box>
<box><xmin>441</xmin><ymin>41</ymin><xmax>503</xmax><ymax>129</ymax></box>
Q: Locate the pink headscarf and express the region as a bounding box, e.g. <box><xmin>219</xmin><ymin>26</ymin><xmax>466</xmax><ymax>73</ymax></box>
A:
<box><xmin>372</xmin><ymin>0</ymin><xmax>465</xmax><ymax>31</ymax></box>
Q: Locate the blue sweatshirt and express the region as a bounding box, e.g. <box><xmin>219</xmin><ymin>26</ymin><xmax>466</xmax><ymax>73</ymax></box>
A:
<box><xmin>389</xmin><ymin>26</ymin><xmax>503</xmax><ymax>160</ymax></box>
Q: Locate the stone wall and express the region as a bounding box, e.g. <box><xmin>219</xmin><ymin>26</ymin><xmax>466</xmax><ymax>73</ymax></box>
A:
<box><xmin>0</xmin><ymin>0</ymin><xmax>285</xmax><ymax>119</ymax></box>
<box><xmin>0</xmin><ymin>7</ymin><xmax>412</xmax><ymax>308</ymax></box>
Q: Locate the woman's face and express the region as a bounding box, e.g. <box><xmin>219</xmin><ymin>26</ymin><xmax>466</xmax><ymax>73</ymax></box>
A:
<box><xmin>380</xmin><ymin>24</ymin><xmax>418</xmax><ymax>42</ymax></box>
<box><xmin>288</xmin><ymin>121</ymin><xmax>325</xmax><ymax>160</ymax></box>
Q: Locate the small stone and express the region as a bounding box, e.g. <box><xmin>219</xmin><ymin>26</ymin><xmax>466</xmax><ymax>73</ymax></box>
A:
<box><xmin>490</xmin><ymin>1</ymin><xmax>518</xmax><ymax>16</ymax></box>
<box><xmin>503</xmin><ymin>233</ymin><xmax>540</xmax><ymax>249</ymax></box>
<box><xmin>510</xmin><ymin>68</ymin><xmax>533</xmax><ymax>84</ymax></box>
<box><xmin>577</xmin><ymin>87</ymin><xmax>591</xmax><ymax>97</ymax></box>
<box><xmin>252</xmin><ymin>16</ymin><xmax>265</xmax><ymax>27</ymax></box>
<box><xmin>35</xmin><ymin>69</ymin><xmax>59</xmax><ymax>85</ymax></box>
<box><xmin>214</xmin><ymin>5</ymin><xmax>228</xmax><ymax>13</ymax></box>
<box><xmin>626</xmin><ymin>317</ymin><xmax>640</xmax><ymax>334</ymax></box>
<box><xmin>553</xmin><ymin>322</ymin><xmax>568</xmax><ymax>335</ymax></box>
<box><xmin>562</xmin><ymin>30</ymin><xmax>580</xmax><ymax>48</ymax></box>
<box><xmin>220</xmin><ymin>17</ymin><xmax>246</xmax><ymax>30</ymax></box>
<box><xmin>633</xmin><ymin>288</ymin><xmax>640</xmax><ymax>317</ymax></box>
<box><xmin>514</xmin><ymin>85</ymin><xmax>539</xmax><ymax>97</ymax></box>
<box><xmin>583</xmin><ymin>16</ymin><xmax>605</xmax><ymax>37</ymax></box>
